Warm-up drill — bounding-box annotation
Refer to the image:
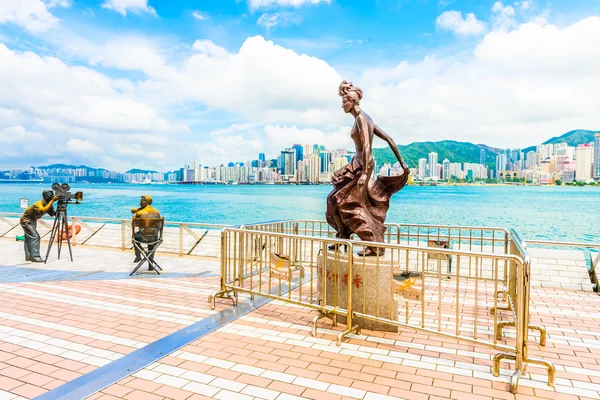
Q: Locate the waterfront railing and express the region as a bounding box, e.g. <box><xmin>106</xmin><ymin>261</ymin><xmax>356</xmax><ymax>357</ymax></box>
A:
<box><xmin>0</xmin><ymin>212</ymin><xmax>230</xmax><ymax>257</ymax></box>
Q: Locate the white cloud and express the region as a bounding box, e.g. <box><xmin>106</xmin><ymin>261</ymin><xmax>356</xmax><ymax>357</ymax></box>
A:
<box><xmin>79</xmin><ymin>36</ymin><xmax>175</xmax><ymax>79</ymax></box>
<box><xmin>209</xmin><ymin>123</ymin><xmax>260</xmax><ymax>136</ymax></box>
<box><xmin>45</xmin><ymin>0</ymin><xmax>70</xmax><ymax>8</ymax></box>
<box><xmin>192</xmin><ymin>39</ymin><xmax>229</xmax><ymax>57</ymax></box>
<box><xmin>138</xmin><ymin>36</ymin><xmax>342</xmax><ymax>126</ymax></box>
<box><xmin>248</xmin><ymin>0</ymin><xmax>330</xmax><ymax>11</ymax></box>
<box><xmin>264</xmin><ymin>125</ymin><xmax>352</xmax><ymax>153</ymax></box>
<box><xmin>66</xmin><ymin>138</ymin><xmax>103</xmax><ymax>154</ymax></box>
<box><xmin>0</xmin><ymin>44</ymin><xmax>179</xmax><ymax>133</ymax></box>
<box><xmin>4</xmin><ymin>12</ymin><xmax>600</xmax><ymax>170</ymax></box>
<box><xmin>436</xmin><ymin>11</ymin><xmax>487</xmax><ymax>36</ymax></box>
<box><xmin>196</xmin><ymin>135</ymin><xmax>263</xmax><ymax>166</ymax></box>
<box><xmin>491</xmin><ymin>1</ymin><xmax>517</xmax><ymax>31</ymax></box>
<box><xmin>192</xmin><ymin>10</ymin><xmax>208</xmax><ymax>20</ymax></box>
<box><xmin>0</xmin><ymin>125</ymin><xmax>58</xmax><ymax>165</ymax></box>
<box><xmin>101</xmin><ymin>0</ymin><xmax>156</xmax><ymax>16</ymax></box>
<box><xmin>0</xmin><ymin>0</ymin><xmax>60</xmax><ymax>32</ymax></box>
<box><xmin>257</xmin><ymin>11</ymin><xmax>301</xmax><ymax>30</ymax></box>
<box><xmin>358</xmin><ymin>16</ymin><xmax>600</xmax><ymax>148</ymax></box>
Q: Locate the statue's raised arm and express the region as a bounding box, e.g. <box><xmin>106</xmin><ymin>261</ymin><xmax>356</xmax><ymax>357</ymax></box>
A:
<box><xmin>374</xmin><ymin>124</ymin><xmax>406</xmax><ymax>167</ymax></box>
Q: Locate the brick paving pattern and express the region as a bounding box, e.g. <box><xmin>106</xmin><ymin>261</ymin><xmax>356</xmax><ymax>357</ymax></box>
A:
<box><xmin>0</xmin><ymin>238</ymin><xmax>599</xmax><ymax>399</ymax></box>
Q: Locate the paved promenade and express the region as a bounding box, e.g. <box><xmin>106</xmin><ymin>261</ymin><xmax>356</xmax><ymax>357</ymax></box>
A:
<box><xmin>1</xmin><ymin>239</ymin><xmax>600</xmax><ymax>400</ymax></box>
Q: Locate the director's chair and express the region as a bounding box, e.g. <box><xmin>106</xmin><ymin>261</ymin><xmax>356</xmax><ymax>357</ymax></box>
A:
<box><xmin>130</xmin><ymin>217</ymin><xmax>165</xmax><ymax>276</ymax></box>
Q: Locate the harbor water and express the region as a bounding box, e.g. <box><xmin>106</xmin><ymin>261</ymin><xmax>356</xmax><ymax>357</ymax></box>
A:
<box><xmin>0</xmin><ymin>183</ymin><xmax>598</xmax><ymax>242</ymax></box>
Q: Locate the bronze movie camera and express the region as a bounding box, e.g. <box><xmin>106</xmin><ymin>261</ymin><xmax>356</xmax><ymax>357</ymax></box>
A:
<box><xmin>51</xmin><ymin>183</ymin><xmax>83</xmax><ymax>211</ymax></box>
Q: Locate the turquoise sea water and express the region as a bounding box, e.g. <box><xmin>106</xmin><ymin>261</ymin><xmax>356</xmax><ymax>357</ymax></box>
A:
<box><xmin>0</xmin><ymin>183</ymin><xmax>598</xmax><ymax>242</ymax></box>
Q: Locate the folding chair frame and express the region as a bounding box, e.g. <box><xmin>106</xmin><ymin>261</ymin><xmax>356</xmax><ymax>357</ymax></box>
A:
<box><xmin>130</xmin><ymin>217</ymin><xmax>164</xmax><ymax>276</ymax></box>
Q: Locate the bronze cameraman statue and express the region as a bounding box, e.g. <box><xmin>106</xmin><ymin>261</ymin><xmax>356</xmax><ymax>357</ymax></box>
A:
<box><xmin>20</xmin><ymin>190</ymin><xmax>60</xmax><ymax>262</ymax></box>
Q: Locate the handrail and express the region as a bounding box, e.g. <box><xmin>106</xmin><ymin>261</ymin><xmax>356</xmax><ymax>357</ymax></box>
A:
<box><xmin>229</xmin><ymin>226</ymin><xmax>525</xmax><ymax>264</ymax></box>
<box><xmin>525</xmin><ymin>239</ymin><xmax>600</xmax><ymax>249</ymax></box>
<box><xmin>0</xmin><ymin>212</ymin><xmax>231</xmax><ymax>229</ymax></box>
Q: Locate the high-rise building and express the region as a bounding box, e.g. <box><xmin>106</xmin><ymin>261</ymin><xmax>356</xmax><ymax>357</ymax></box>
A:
<box><xmin>428</xmin><ymin>152</ymin><xmax>438</xmax><ymax>179</ymax></box>
<box><xmin>509</xmin><ymin>148</ymin><xmax>520</xmax><ymax>165</ymax></box>
<box><xmin>449</xmin><ymin>163</ymin><xmax>462</xmax><ymax>179</ymax></box>
<box><xmin>575</xmin><ymin>144</ymin><xmax>593</xmax><ymax>181</ymax></box>
<box><xmin>319</xmin><ymin>150</ymin><xmax>330</xmax><ymax>173</ymax></box>
<box><xmin>304</xmin><ymin>144</ymin><xmax>311</xmax><ymax>157</ymax></box>
<box><xmin>292</xmin><ymin>144</ymin><xmax>304</xmax><ymax>162</ymax></box>
<box><xmin>594</xmin><ymin>134</ymin><xmax>600</xmax><ymax>178</ymax></box>
<box><xmin>418</xmin><ymin>158</ymin><xmax>427</xmax><ymax>179</ymax></box>
<box><xmin>280</xmin><ymin>149</ymin><xmax>296</xmax><ymax>176</ymax></box>
<box><xmin>258</xmin><ymin>153</ymin><xmax>266</xmax><ymax>162</ymax></box>
<box><xmin>479</xmin><ymin>149</ymin><xmax>486</xmax><ymax>165</ymax></box>
<box><xmin>537</xmin><ymin>144</ymin><xmax>554</xmax><ymax>162</ymax></box>
<box><xmin>442</xmin><ymin>159</ymin><xmax>450</xmax><ymax>180</ymax></box>
<box><xmin>554</xmin><ymin>143</ymin><xmax>568</xmax><ymax>155</ymax></box>
<box><xmin>526</xmin><ymin>151</ymin><xmax>536</xmax><ymax>169</ymax></box>
<box><xmin>496</xmin><ymin>153</ymin><xmax>507</xmax><ymax>174</ymax></box>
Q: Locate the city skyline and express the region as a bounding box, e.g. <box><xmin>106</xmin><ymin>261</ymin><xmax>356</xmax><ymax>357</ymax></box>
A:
<box><xmin>1</xmin><ymin>1</ymin><xmax>600</xmax><ymax>171</ymax></box>
<box><xmin>4</xmin><ymin>133</ymin><xmax>598</xmax><ymax>185</ymax></box>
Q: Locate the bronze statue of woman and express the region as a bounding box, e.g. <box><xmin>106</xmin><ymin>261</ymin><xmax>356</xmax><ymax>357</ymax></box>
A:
<box><xmin>326</xmin><ymin>80</ymin><xmax>410</xmax><ymax>256</ymax></box>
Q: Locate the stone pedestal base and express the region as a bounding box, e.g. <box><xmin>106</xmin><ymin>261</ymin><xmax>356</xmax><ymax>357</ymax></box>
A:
<box><xmin>317</xmin><ymin>251</ymin><xmax>398</xmax><ymax>332</ymax></box>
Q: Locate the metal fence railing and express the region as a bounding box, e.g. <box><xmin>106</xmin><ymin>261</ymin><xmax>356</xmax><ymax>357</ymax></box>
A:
<box><xmin>210</xmin><ymin>220</ymin><xmax>555</xmax><ymax>394</ymax></box>
<box><xmin>0</xmin><ymin>212</ymin><xmax>228</xmax><ymax>257</ymax></box>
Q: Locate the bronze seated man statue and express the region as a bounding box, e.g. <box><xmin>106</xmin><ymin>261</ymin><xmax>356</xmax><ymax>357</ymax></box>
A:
<box><xmin>131</xmin><ymin>195</ymin><xmax>161</xmax><ymax>269</ymax></box>
<box><xmin>20</xmin><ymin>190</ymin><xmax>60</xmax><ymax>262</ymax></box>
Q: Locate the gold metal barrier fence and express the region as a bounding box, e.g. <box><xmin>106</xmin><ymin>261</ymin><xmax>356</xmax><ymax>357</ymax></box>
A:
<box><xmin>209</xmin><ymin>227</ymin><xmax>360</xmax><ymax>343</ymax></box>
<box><xmin>211</xmin><ymin>221</ymin><xmax>554</xmax><ymax>394</ymax></box>
<box><xmin>0</xmin><ymin>212</ymin><xmax>228</xmax><ymax>256</ymax></box>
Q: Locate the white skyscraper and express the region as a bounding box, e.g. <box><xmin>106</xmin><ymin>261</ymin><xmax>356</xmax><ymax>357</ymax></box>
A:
<box><xmin>496</xmin><ymin>154</ymin><xmax>507</xmax><ymax>173</ymax></box>
<box><xmin>595</xmin><ymin>134</ymin><xmax>600</xmax><ymax>178</ymax></box>
<box><xmin>575</xmin><ymin>144</ymin><xmax>593</xmax><ymax>181</ymax></box>
<box><xmin>418</xmin><ymin>158</ymin><xmax>427</xmax><ymax>179</ymax></box>
<box><xmin>526</xmin><ymin>151</ymin><xmax>537</xmax><ymax>169</ymax></box>
<box><xmin>428</xmin><ymin>152</ymin><xmax>438</xmax><ymax>179</ymax></box>
<box><xmin>442</xmin><ymin>159</ymin><xmax>450</xmax><ymax>180</ymax></box>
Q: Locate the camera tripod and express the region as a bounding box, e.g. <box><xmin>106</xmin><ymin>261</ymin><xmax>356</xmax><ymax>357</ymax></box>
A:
<box><xmin>44</xmin><ymin>202</ymin><xmax>74</xmax><ymax>263</ymax></box>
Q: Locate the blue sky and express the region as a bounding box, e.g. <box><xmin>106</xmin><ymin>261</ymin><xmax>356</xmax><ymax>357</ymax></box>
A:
<box><xmin>1</xmin><ymin>0</ymin><xmax>599</xmax><ymax>171</ymax></box>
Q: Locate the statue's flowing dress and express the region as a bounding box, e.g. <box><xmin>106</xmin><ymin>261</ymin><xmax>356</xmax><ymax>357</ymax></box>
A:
<box><xmin>325</xmin><ymin>131</ymin><xmax>410</xmax><ymax>244</ymax></box>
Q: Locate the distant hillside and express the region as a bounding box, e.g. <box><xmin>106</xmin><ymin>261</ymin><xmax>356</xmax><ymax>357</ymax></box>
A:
<box><xmin>522</xmin><ymin>129</ymin><xmax>599</xmax><ymax>153</ymax></box>
<box><xmin>373</xmin><ymin>140</ymin><xmax>501</xmax><ymax>170</ymax></box>
<box><xmin>36</xmin><ymin>164</ymin><xmax>106</xmax><ymax>172</ymax></box>
<box><xmin>126</xmin><ymin>168</ymin><xmax>158</xmax><ymax>174</ymax></box>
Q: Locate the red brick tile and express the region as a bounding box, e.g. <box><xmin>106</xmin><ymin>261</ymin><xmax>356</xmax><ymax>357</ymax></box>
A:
<box><xmin>12</xmin><ymin>383</ymin><xmax>47</xmax><ymax>398</ymax></box>
<box><xmin>125</xmin><ymin>378</ymin><xmax>163</xmax><ymax>393</ymax></box>
<box><xmin>0</xmin><ymin>376</ymin><xmax>23</xmax><ymax>391</ymax></box>
<box><xmin>154</xmin><ymin>385</ymin><xmax>194</xmax><ymax>400</ymax></box>
<box><xmin>102</xmin><ymin>384</ymin><xmax>135</xmax><ymax>398</ymax></box>
<box><xmin>124</xmin><ymin>389</ymin><xmax>165</xmax><ymax>400</ymax></box>
<box><xmin>267</xmin><ymin>380</ymin><xmax>306</xmax><ymax>396</ymax></box>
<box><xmin>302</xmin><ymin>388</ymin><xmax>342</xmax><ymax>400</ymax></box>
<box><xmin>411</xmin><ymin>382</ymin><xmax>451</xmax><ymax>398</ymax></box>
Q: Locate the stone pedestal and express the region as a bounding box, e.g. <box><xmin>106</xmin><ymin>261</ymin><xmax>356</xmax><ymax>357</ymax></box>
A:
<box><xmin>317</xmin><ymin>251</ymin><xmax>398</xmax><ymax>332</ymax></box>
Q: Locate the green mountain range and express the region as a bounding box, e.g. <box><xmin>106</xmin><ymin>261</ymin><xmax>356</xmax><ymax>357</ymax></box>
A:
<box><xmin>373</xmin><ymin>129</ymin><xmax>599</xmax><ymax>170</ymax></box>
<box><xmin>521</xmin><ymin>129</ymin><xmax>599</xmax><ymax>154</ymax></box>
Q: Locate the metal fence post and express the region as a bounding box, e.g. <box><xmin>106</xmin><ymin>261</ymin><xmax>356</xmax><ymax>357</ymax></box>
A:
<box><xmin>72</xmin><ymin>217</ymin><xmax>77</xmax><ymax>246</ymax></box>
<box><xmin>179</xmin><ymin>224</ymin><xmax>184</xmax><ymax>256</ymax></box>
<box><xmin>121</xmin><ymin>220</ymin><xmax>126</xmax><ymax>250</ymax></box>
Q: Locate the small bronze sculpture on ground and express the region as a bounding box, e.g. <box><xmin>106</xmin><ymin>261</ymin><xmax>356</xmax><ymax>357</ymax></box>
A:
<box><xmin>131</xmin><ymin>195</ymin><xmax>161</xmax><ymax>268</ymax></box>
<box><xmin>326</xmin><ymin>81</ymin><xmax>410</xmax><ymax>256</ymax></box>
<box><xmin>20</xmin><ymin>190</ymin><xmax>60</xmax><ymax>262</ymax></box>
